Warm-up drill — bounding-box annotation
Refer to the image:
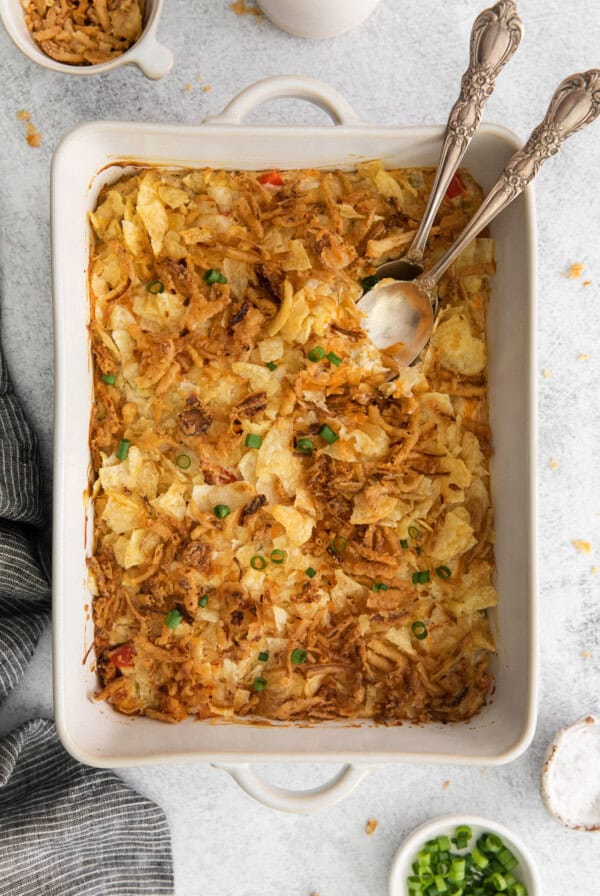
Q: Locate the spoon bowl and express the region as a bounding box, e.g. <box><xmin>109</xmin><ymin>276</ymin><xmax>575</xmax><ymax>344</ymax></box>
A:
<box><xmin>359</xmin><ymin>279</ymin><xmax>434</xmax><ymax>367</ymax></box>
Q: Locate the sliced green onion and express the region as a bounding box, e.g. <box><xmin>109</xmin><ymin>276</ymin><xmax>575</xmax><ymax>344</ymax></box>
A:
<box><xmin>361</xmin><ymin>274</ymin><xmax>379</xmax><ymax>292</ymax></box>
<box><xmin>270</xmin><ymin>549</ymin><xmax>286</xmax><ymax>565</ymax></box>
<box><xmin>198</xmin><ymin>595</ymin><xmax>209</xmax><ymax>607</ymax></box>
<box><xmin>213</xmin><ymin>504</ymin><xmax>231</xmax><ymax>519</ymax></box>
<box><xmin>266</xmin><ymin>361</ymin><xmax>278</xmax><ymax>371</ymax></box>
<box><xmin>507</xmin><ymin>885</ymin><xmax>527</xmax><ymax>896</ymax></box>
<box><xmin>308</xmin><ymin>346</ymin><xmax>325</xmax><ymax>362</ymax></box>
<box><xmin>116</xmin><ymin>438</ymin><xmax>130</xmax><ymax>460</ymax></box>
<box><xmin>434</xmin><ymin>876</ymin><xmax>448</xmax><ymax>893</ymax></box>
<box><xmin>455</xmin><ymin>826</ymin><xmax>472</xmax><ymax>841</ymax></box>
<box><xmin>327</xmin><ymin>351</ymin><xmax>342</xmax><ymax>366</ymax></box>
<box><xmin>305</xmin><ymin>567</ymin><xmax>317</xmax><ymax>578</ymax></box>
<box><xmin>253</xmin><ymin>676</ymin><xmax>267</xmax><ymax>692</ymax></box>
<box><xmin>204</xmin><ymin>269</ymin><xmax>227</xmax><ymax>284</ymax></box>
<box><xmin>102</xmin><ymin>373</ymin><xmax>116</xmax><ymax>385</ymax></box>
<box><xmin>471</xmin><ymin>848</ymin><xmax>489</xmax><ymax>870</ymax></box>
<box><xmin>291</xmin><ymin>647</ymin><xmax>307</xmax><ymax>665</ymax></box>
<box><xmin>408</xmin><ymin>524</ymin><xmax>421</xmax><ymax>540</ymax></box>
<box><xmin>411</xmin><ymin>620</ymin><xmax>428</xmax><ymax>640</ymax></box>
<box><xmin>400</xmin><ymin>538</ymin><xmax>409</xmax><ymax>549</ymax></box>
<box><xmin>485</xmin><ymin>872</ymin><xmax>507</xmax><ymax>891</ymax></box>
<box><xmin>165</xmin><ymin>609</ymin><xmax>182</xmax><ymax>629</ymax></box>
<box><xmin>372</xmin><ymin>582</ymin><xmax>388</xmax><ymax>592</ymax></box>
<box><xmin>258</xmin><ymin>651</ymin><xmax>269</xmax><ymax>662</ymax></box>
<box><xmin>146</xmin><ymin>280</ymin><xmax>164</xmax><ymax>294</ymax></box>
<box><xmin>498</xmin><ymin>848</ymin><xmax>518</xmax><ymax>872</ymax></box>
<box><xmin>481</xmin><ymin>834</ymin><xmax>503</xmax><ymax>855</ymax></box>
<box><xmin>448</xmin><ymin>859</ymin><xmax>466</xmax><ymax>883</ymax></box>
<box><xmin>250</xmin><ymin>555</ymin><xmax>267</xmax><ymax>571</ymax></box>
<box><xmin>412</xmin><ymin>570</ymin><xmax>430</xmax><ymax>585</ymax></box>
<box><xmin>330</xmin><ymin>534</ymin><xmax>348</xmax><ymax>555</ymax></box>
<box><xmin>319</xmin><ymin>424</ymin><xmax>339</xmax><ymax>444</ymax></box>
<box><xmin>296</xmin><ymin>438</ymin><xmax>314</xmax><ymax>455</ymax></box>
<box><xmin>372</xmin><ymin>583</ymin><xmax>380</xmax><ymax>592</ymax></box>
<box><xmin>175</xmin><ymin>453</ymin><xmax>191</xmax><ymax>469</ymax></box>
<box><xmin>436</xmin><ymin>565</ymin><xmax>451</xmax><ymax>580</ymax></box>
<box><xmin>245</xmin><ymin>433</ymin><xmax>262</xmax><ymax>449</ymax></box>
<box><xmin>437</xmin><ymin>836</ymin><xmax>451</xmax><ymax>852</ymax></box>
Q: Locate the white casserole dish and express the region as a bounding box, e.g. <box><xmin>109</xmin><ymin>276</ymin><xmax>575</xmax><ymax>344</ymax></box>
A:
<box><xmin>52</xmin><ymin>76</ymin><xmax>538</xmax><ymax>813</ymax></box>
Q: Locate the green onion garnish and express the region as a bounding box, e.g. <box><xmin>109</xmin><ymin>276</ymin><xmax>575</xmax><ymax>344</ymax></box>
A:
<box><xmin>372</xmin><ymin>583</ymin><xmax>380</xmax><ymax>592</ymax></box>
<box><xmin>296</xmin><ymin>438</ymin><xmax>314</xmax><ymax>455</ymax></box>
<box><xmin>305</xmin><ymin>567</ymin><xmax>317</xmax><ymax>578</ymax></box>
<box><xmin>481</xmin><ymin>834</ymin><xmax>503</xmax><ymax>854</ymax></box>
<box><xmin>175</xmin><ymin>453</ymin><xmax>191</xmax><ymax>469</ymax></box>
<box><xmin>308</xmin><ymin>346</ymin><xmax>325</xmax><ymax>362</ymax></box>
<box><xmin>146</xmin><ymin>280</ymin><xmax>164</xmax><ymax>294</ymax></box>
<box><xmin>330</xmin><ymin>534</ymin><xmax>348</xmax><ymax>555</ymax></box>
<box><xmin>250</xmin><ymin>555</ymin><xmax>267</xmax><ymax>571</ymax></box>
<box><xmin>270</xmin><ymin>549</ymin><xmax>286</xmax><ymax>565</ymax></box>
<box><xmin>291</xmin><ymin>648</ymin><xmax>307</xmax><ymax>665</ymax></box>
<box><xmin>199</xmin><ymin>595</ymin><xmax>209</xmax><ymax>607</ymax></box>
<box><xmin>326</xmin><ymin>351</ymin><xmax>342</xmax><ymax>366</ymax></box>
<box><xmin>320</xmin><ymin>424</ymin><xmax>339</xmax><ymax>444</ymax></box>
<box><xmin>411</xmin><ymin>621</ymin><xmax>428</xmax><ymax>640</ymax></box>
<box><xmin>455</xmin><ymin>826</ymin><xmax>472</xmax><ymax>840</ymax></box>
<box><xmin>372</xmin><ymin>582</ymin><xmax>389</xmax><ymax>592</ymax></box>
<box><xmin>213</xmin><ymin>504</ymin><xmax>230</xmax><ymax>519</ymax></box>
<box><xmin>498</xmin><ymin>848</ymin><xmax>519</xmax><ymax>872</ymax></box>
<box><xmin>266</xmin><ymin>361</ymin><xmax>278</xmax><ymax>371</ymax></box>
<box><xmin>400</xmin><ymin>538</ymin><xmax>409</xmax><ymax>549</ymax></box>
<box><xmin>258</xmin><ymin>651</ymin><xmax>269</xmax><ymax>662</ymax></box>
<box><xmin>116</xmin><ymin>439</ymin><xmax>130</xmax><ymax>460</ymax></box>
<box><xmin>253</xmin><ymin>676</ymin><xmax>267</xmax><ymax>691</ymax></box>
<box><xmin>204</xmin><ymin>269</ymin><xmax>227</xmax><ymax>285</ymax></box>
<box><xmin>408</xmin><ymin>525</ymin><xmax>421</xmax><ymax>540</ymax></box>
<box><xmin>165</xmin><ymin>609</ymin><xmax>182</xmax><ymax>629</ymax></box>
<box><xmin>412</xmin><ymin>570</ymin><xmax>430</xmax><ymax>585</ymax></box>
<box><xmin>361</xmin><ymin>274</ymin><xmax>379</xmax><ymax>293</ymax></box>
<box><xmin>102</xmin><ymin>373</ymin><xmax>116</xmax><ymax>385</ymax></box>
<box><xmin>245</xmin><ymin>433</ymin><xmax>262</xmax><ymax>449</ymax></box>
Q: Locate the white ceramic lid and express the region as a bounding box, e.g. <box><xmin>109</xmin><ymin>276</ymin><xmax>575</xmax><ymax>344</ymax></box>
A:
<box><xmin>541</xmin><ymin>714</ymin><xmax>600</xmax><ymax>830</ymax></box>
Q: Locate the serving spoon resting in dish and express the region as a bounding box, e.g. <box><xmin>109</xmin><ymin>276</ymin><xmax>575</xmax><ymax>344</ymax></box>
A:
<box><xmin>377</xmin><ymin>0</ymin><xmax>523</xmax><ymax>283</ymax></box>
<box><xmin>359</xmin><ymin>68</ymin><xmax>600</xmax><ymax>367</ymax></box>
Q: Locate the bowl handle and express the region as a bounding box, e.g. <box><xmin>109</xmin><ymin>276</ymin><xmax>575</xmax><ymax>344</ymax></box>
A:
<box><xmin>203</xmin><ymin>75</ymin><xmax>368</xmax><ymax>126</ymax></box>
<box><xmin>128</xmin><ymin>37</ymin><xmax>173</xmax><ymax>80</ymax></box>
<box><xmin>214</xmin><ymin>762</ymin><xmax>370</xmax><ymax>813</ymax></box>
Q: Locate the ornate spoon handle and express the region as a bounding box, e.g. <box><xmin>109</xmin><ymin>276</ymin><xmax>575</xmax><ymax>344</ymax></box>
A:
<box><xmin>424</xmin><ymin>69</ymin><xmax>600</xmax><ymax>287</ymax></box>
<box><xmin>405</xmin><ymin>0</ymin><xmax>523</xmax><ymax>266</ymax></box>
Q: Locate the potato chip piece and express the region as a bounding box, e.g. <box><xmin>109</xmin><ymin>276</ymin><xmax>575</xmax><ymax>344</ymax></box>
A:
<box><xmin>122</xmin><ymin>219</ymin><xmax>146</xmax><ymax>257</ymax></box>
<box><xmin>157</xmin><ymin>185</ymin><xmax>190</xmax><ymax>209</ymax></box>
<box><xmin>223</xmin><ymin>258</ymin><xmax>249</xmax><ymax>300</ymax></box>
<box><xmin>430</xmin><ymin>507</ymin><xmax>476</xmax><ymax>561</ymax></box>
<box><xmin>255</xmin><ymin>418</ymin><xmax>303</xmax><ymax>496</ymax></box>
<box><xmin>150</xmin><ymin>482</ymin><xmax>188</xmax><ymax>521</ymax></box>
<box><xmin>351</xmin><ymin>484</ymin><xmax>398</xmax><ymax>525</ymax></box>
<box><xmin>269</xmin><ymin>504</ymin><xmax>314</xmax><ymax>546</ymax></box>
<box><xmin>90</xmin><ymin>190</ymin><xmax>124</xmax><ymax>238</ymax></box>
<box><xmin>257</xmin><ymin>336</ymin><xmax>284</xmax><ymax>363</ymax></box>
<box><xmin>136</xmin><ymin>174</ymin><xmax>169</xmax><ymax>256</ymax></box>
<box><xmin>191</xmin><ymin>481</ymin><xmax>255</xmax><ymax>514</ymax></box>
<box><xmin>102</xmin><ymin>491</ymin><xmax>145</xmax><ymax>534</ymax></box>
<box><xmin>113</xmin><ymin>529</ymin><xmax>162</xmax><ymax>569</ymax></box>
<box><xmin>267</xmin><ymin>279</ymin><xmax>294</xmax><ymax>336</ymax></box>
<box><xmin>280</xmin><ymin>239</ymin><xmax>312</xmax><ymax>272</ymax></box>
<box><xmin>431</xmin><ymin>315</ymin><xmax>486</xmax><ymax>376</ymax></box>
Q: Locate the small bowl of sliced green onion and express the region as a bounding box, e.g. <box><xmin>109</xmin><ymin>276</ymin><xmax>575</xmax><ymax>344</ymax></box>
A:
<box><xmin>388</xmin><ymin>815</ymin><xmax>540</xmax><ymax>896</ymax></box>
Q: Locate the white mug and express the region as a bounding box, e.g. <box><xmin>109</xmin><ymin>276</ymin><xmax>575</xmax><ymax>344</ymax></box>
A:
<box><xmin>258</xmin><ymin>0</ymin><xmax>381</xmax><ymax>39</ymax></box>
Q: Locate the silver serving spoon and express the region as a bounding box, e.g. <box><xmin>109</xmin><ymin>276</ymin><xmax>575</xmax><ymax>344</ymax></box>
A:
<box><xmin>359</xmin><ymin>69</ymin><xmax>600</xmax><ymax>367</ymax></box>
<box><xmin>377</xmin><ymin>0</ymin><xmax>523</xmax><ymax>282</ymax></box>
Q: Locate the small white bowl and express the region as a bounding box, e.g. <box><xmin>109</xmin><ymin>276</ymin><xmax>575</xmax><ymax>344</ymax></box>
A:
<box><xmin>542</xmin><ymin>714</ymin><xmax>600</xmax><ymax>831</ymax></box>
<box><xmin>257</xmin><ymin>0</ymin><xmax>381</xmax><ymax>39</ymax></box>
<box><xmin>388</xmin><ymin>814</ymin><xmax>541</xmax><ymax>896</ymax></box>
<box><xmin>0</xmin><ymin>0</ymin><xmax>173</xmax><ymax>79</ymax></box>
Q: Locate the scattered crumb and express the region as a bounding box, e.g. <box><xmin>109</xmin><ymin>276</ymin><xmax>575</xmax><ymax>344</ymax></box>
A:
<box><xmin>203</xmin><ymin>85</ymin><xmax>212</xmax><ymax>93</ymax></box>
<box><xmin>583</xmin><ymin>280</ymin><xmax>592</xmax><ymax>287</ymax></box>
<box><xmin>581</xmin><ymin>651</ymin><xmax>590</xmax><ymax>659</ymax></box>
<box><xmin>549</xmin><ymin>458</ymin><xmax>559</xmax><ymax>470</ymax></box>
<box><xmin>17</xmin><ymin>110</ymin><xmax>42</xmax><ymax>147</ymax></box>
<box><xmin>185</xmin><ymin>83</ymin><xmax>193</xmax><ymax>92</ymax></box>
<box><xmin>443</xmin><ymin>779</ymin><xmax>450</xmax><ymax>790</ymax></box>
<box><xmin>229</xmin><ymin>0</ymin><xmax>262</xmax><ymax>21</ymax></box>
<box><xmin>480</xmin><ymin>768</ymin><xmax>488</xmax><ymax>775</ymax></box>
<box><xmin>542</xmin><ymin>368</ymin><xmax>552</xmax><ymax>379</ymax></box>
<box><xmin>572</xmin><ymin>539</ymin><xmax>592</xmax><ymax>555</ymax></box>
<box><xmin>565</xmin><ymin>263</ymin><xmax>585</xmax><ymax>279</ymax></box>
<box><xmin>365</xmin><ymin>818</ymin><xmax>378</xmax><ymax>835</ymax></box>
<box><xmin>310</xmin><ymin>892</ymin><xmax>320</xmax><ymax>896</ymax></box>
<box><xmin>592</xmin><ymin>566</ymin><xmax>599</xmax><ymax>576</ymax></box>
<box><xmin>577</xmin><ymin>353</ymin><xmax>589</xmax><ymax>361</ymax></box>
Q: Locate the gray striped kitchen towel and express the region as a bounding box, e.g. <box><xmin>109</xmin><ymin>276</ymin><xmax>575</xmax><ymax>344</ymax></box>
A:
<box><xmin>0</xmin><ymin>351</ymin><xmax>174</xmax><ymax>895</ymax></box>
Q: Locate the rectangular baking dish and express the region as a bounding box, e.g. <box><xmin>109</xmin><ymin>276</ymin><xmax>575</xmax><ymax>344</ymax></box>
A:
<box><xmin>52</xmin><ymin>76</ymin><xmax>538</xmax><ymax>785</ymax></box>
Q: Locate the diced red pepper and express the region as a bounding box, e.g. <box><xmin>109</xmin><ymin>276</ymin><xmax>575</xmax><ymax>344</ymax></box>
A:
<box><xmin>109</xmin><ymin>644</ymin><xmax>136</xmax><ymax>668</ymax></box>
<box><xmin>445</xmin><ymin>172</ymin><xmax>466</xmax><ymax>200</ymax></box>
<box><xmin>258</xmin><ymin>171</ymin><xmax>284</xmax><ymax>187</ymax></box>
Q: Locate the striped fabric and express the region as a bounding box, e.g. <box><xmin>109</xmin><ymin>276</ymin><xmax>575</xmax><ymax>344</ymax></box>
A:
<box><xmin>0</xmin><ymin>352</ymin><xmax>174</xmax><ymax>895</ymax></box>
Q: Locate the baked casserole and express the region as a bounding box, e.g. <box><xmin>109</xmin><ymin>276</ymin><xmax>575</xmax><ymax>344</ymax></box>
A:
<box><xmin>88</xmin><ymin>162</ymin><xmax>497</xmax><ymax>724</ymax></box>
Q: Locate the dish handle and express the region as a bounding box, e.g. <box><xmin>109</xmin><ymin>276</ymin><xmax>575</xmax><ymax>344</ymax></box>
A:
<box><xmin>126</xmin><ymin>35</ymin><xmax>173</xmax><ymax>80</ymax></box>
<box><xmin>214</xmin><ymin>762</ymin><xmax>370</xmax><ymax>814</ymax></box>
<box><xmin>203</xmin><ymin>75</ymin><xmax>368</xmax><ymax>127</ymax></box>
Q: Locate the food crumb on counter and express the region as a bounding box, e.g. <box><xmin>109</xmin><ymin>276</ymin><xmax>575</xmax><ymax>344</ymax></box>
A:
<box><xmin>577</xmin><ymin>353</ymin><xmax>589</xmax><ymax>361</ymax></box>
<box><xmin>581</xmin><ymin>651</ymin><xmax>590</xmax><ymax>659</ymax></box>
<box><xmin>203</xmin><ymin>85</ymin><xmax>212</xmax><ymax>93</ymax></box>
<box><xmin>565</xmin><ymin>262</ymin><xmax>585</xmax><ymax>279</ymax></box>
<box><xmin>16</xmin><ymin>110</ymin><xmax>42</xmax><ymax>147</ymax></box>
<box><xmin>229</xmin><ymin>0</ymin><xmax>262</xmax><ymax>20</ymax></box>
<box><xmin>592</xmin><ymin>566</ymin><xmax>599</xmax><ymax>576</ymax></box>
<box><xmin>185</xmin><ymin>83</ymin><xmax>193</xmax><ymax>92</ymax></box>
<box><xmin>443</xmin><ymin>779</ymin><xmax>450</xmax><ymax>790</ymax></box>
<box><xmin>572</xmin><ymin>539</ymin><xmax>592</xmax><ymax>554</ymax></box>
<box><xmin>549</xmin><ymin>458</ymin><xmax>559</xmax><ymax>470</ymax></box>
<box><xmin>542</xmin><ymin>368</ymin><xmax>552</xmax><ymax>379</ymax></box>
<box><xmin>583</xmin><ymin>280</ymin><xmax>592</xmax><ymax>286</ymax></box>
<box><xmin>365</xmin><ymin>818</ymin><xmax>379</xmax><ymax>835</ymax></box>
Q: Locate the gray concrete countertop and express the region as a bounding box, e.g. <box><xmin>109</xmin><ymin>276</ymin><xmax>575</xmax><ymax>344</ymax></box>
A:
<box><xmin>1</xmin><ymin>1</ymin><xmax>599</xmax><ymax>894</ymax></box>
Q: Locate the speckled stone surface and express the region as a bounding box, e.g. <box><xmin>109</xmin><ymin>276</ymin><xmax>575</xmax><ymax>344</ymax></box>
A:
<box><xmin>1</xmin><ymin>1</ymin><xmax>599</xmax><ymax>894</ymax></box>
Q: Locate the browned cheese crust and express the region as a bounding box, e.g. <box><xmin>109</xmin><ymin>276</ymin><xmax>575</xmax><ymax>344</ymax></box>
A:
<box><xmin>88</xmin><ymin>162</ymin><xmax>497</xmax><ymax>724</ymax></box>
